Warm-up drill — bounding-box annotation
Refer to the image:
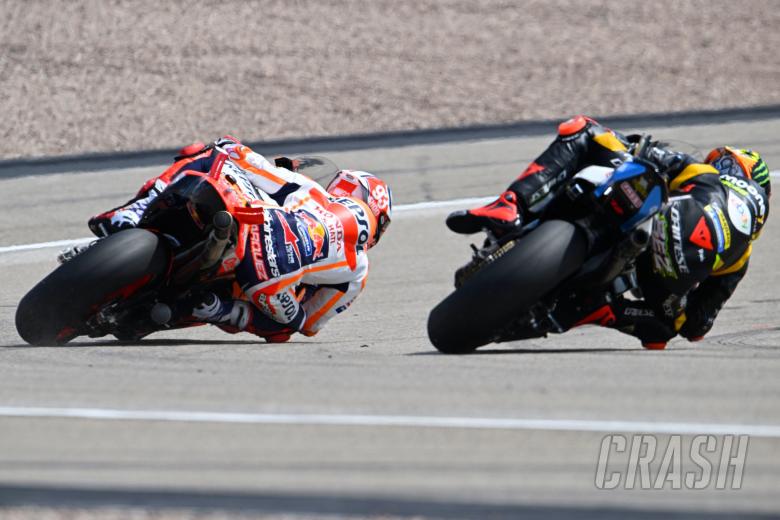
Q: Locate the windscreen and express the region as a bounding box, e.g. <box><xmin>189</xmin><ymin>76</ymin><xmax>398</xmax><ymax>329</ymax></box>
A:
<box><xmin>139</xmin><ymin>174</ymin><xmax>226</xmax><ymax>248</ymax></box>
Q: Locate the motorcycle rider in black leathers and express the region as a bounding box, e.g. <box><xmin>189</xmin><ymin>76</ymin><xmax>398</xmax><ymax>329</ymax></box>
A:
<box><xmin>446</xmin><ymin>115</ymin><xmax>771</xmax><ymax>349</ymax></box>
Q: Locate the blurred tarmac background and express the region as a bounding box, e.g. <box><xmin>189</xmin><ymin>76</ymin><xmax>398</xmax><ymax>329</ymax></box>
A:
<box><xmin>1</xmin><ymin>0</ymin><xmax>779</xmax><ymax>159</ymax></box>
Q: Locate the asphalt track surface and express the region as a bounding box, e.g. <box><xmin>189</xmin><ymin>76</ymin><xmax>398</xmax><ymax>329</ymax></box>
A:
<box><xmin>1</xmin><ymin>118</ymin><xmax>780</xmax><ymax>519</ymax></box>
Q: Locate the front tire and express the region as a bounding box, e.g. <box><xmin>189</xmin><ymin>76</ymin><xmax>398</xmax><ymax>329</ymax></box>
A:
<box><xmin>427</xmin><ymin>220</ymin><xmax>588</xmax><ymax>354</ymax></box>
<box><xmin>15</xmin><ymin>229</ymin><xmax>170</xmax><ymax>345</ymax></box>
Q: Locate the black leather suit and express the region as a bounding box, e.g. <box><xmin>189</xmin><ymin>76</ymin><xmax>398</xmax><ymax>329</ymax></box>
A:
<box><xmin>506</xmin><ymin>116</ymin><xmax>769</xmax><ymax>345</ymax></box>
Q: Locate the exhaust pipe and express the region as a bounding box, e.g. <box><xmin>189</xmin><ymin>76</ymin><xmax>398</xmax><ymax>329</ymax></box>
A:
<box><xmin>200</xmin><ymin>211</ymin><xmax>233</xmax><ymax>269</ymax></box>
<box><xmin>173</xmin><ymin>211</ymin><xmax>234</xmax><ymax>285</ymax></box>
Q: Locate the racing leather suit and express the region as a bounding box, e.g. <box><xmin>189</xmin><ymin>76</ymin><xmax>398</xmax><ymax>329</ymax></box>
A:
<box><xmin>88</xmin><ymin>138</ymin><xmax>370</xmax><ymax>340</ymax></box>
<box><xmin>500</xmin><ymin>116</ymin><xmax>769</xmax><ymax>347</ymax></box>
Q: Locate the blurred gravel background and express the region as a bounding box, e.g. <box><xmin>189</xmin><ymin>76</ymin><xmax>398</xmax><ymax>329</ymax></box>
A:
<box><xmin>1</xmin><ymin>0</ymin><xmax>778</xmax><ymax>158</ymax></box>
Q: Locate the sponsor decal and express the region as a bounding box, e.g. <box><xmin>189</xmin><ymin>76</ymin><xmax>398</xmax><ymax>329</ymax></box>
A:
<box><xmin>715</xmin><ymin>206</ymin><xmax>731</xmax><ymax>251</ymax></box>
<box><xmin>300</xmin><ymin>211</ymin><xmax>327</xmax><ymax>260</ymax></box>
<box><xmin>249</xmin><ymin>225</ymin><xmax>268</xmax><ymax>281</ymax></box>
<box><xmin>335</xmin><ymin>197</ymin><xmax>371</xmax><ymax>246</ymax></box>
<box><xmin>689</xmin><ymin>216</ymin><xmax>713</xmax><ymax>251</ymax></box>
<box><xmin>670</xmin><ymin>206</ymin><xmax>689</xmax><ymax>274</ymax></box>
<box><xmin>263</xmin><ymin>218</ymin><xmax>280</xmax><ymax>278</ymax></box>
<box><xmin>253</xmin><ymin>292</ymin><xmax>273</xmax><ymax>315</ymax></box>
<box><xmin>621</xmin><ymin>181</ymin><xmax>643</xmax><ymax>208</ymax></box>
<box><xmin>727</xmin><ymin>190</ymin><xmax>752</xmax><ymax>235</ymax></box>
<box><xmin>277</xmin><ymin>291</ymin><xmax>297</xmax><ymax>321</ymax></box>
<box><xmin>529</xmin><ymin>170</ymin><xmax>568</xmax><ymax>206</ymax></box>
<box><xmin>296</xmin><ymin>220</ymin><xmax>313</xmax><ymax>257</ymax></box>
<box><xmin>719</xmin><ymin>173</ymin><xmax>749</xmax><ymax>196</ymax></box>
<box><xmin>223</xmin><ymin>160</ymin><xmax>261</xmax><ymax>201</ymax></box>
<box><xmin>661</xmin><ymin>294</ymin><xmax>681</xmax><ymax>319</ymax></box>
<box><xmin>704</xmin><ymin>204</ymin><xmax>729</xmax><ymax>253</ymax></box>
<box><xmin>369</xmin><ymin>183</ymin><xmax>390</xmax><ymax>213</ymax></box>
<box><xmin>624</xmin><ymin>307</ymin><xmax>655</xmax><ymax>318</ymax></box>
<box><xmin>720</xmin><ymin>174</ymin><xmax>766</xmax><ymax>219</ymax></box>
<box><xmin>277</xmin><ymin>214</ymin><xmax>302</xmax><ymax>265</ymax></box>
<box><xmin>312</xmin><ymin>205</ymin><xmax>344</xmax><ymax>255</ymax></box>
<box><xmin>651</xmin><ymin>215</ymin><xmax>676</xmax><ymax>279</ymax></box>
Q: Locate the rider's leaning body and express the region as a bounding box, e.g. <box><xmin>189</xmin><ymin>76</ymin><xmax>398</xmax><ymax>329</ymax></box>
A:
<box><xmin>447</xmin><ymin>116</ymin><xmax>771</xmax><ymax>348</ymax></box>
<box><xmin>87</xmin><ymin>137</ymin><xmax>392</xmax><ymax>342</ymax></box>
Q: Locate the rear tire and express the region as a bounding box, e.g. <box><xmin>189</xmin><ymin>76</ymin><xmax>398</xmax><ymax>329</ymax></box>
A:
<box><xmin>427</xmin><ymin>220</ymin><xmax>588</xmax><ymax>354</ymax></box>
<box><xmin>15</xmin><ymin>229</ymin><xmax>170</xmax><ymax>345</ymax></box>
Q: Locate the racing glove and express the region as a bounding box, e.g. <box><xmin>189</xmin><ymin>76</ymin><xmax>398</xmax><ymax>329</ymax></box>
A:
<box><xmin>647</xmin><ymin>144</ymin><xmax>686</xmax><ymax>173</ymax></box>
<box><xmin>677</xmin><ymin>309</ymin><xmax>713</xmax><ymax>342</ymax></box>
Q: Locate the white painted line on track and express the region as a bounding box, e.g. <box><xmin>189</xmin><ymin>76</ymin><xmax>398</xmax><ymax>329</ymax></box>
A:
<box><xmin>0</xmin><ymin>197</ymin><xmax>493</xmax><ymax>254</ymax></box>
<box><xmin>0</xmin><ymin>237</ymin><xmax>93</xmax><ymax>254</ymax></box>
<box><xmin>393</xmin><ymin>196</ymin><xmax>493</xmax><ymax>214</ymax></box>
<box><xmin>3</xmin><ymin>171</ymin><xmax>778</xmax><ymax>254</ymax></box>
<box><xmin>0</xmin><ymin>406</ymin><xmax>779</xmax><ymax>437</ymax></box>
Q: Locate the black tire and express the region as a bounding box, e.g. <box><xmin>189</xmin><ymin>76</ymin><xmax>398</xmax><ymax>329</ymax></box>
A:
<box><xmin>427</xmin><ymin>220</ymin><xmax>588</xmax><ymax>354</ymax></box>
<box><xmin>15</xmin><ymin>229</ymin><xmax>170</xmax><ymax>345</ymax></box>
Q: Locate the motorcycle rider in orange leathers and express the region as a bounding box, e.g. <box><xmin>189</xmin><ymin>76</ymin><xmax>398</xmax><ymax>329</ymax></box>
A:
<box><xmin>81</xmin><ymin>136</ymin><xmax>392</xmax><ymax>342</ymax></box>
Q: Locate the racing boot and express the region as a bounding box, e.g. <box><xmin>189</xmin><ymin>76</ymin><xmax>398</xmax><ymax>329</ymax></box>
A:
<box><xmin>190</xmin><ymin>292</ymin><xmax>251</xmax><ymax>328</ymax></box>
<box><xmin>189</xmin><ymin>292</ymin><xmax>293</xmax><ymax>343</ymax></box>
<box><xmin>88</xmin><ymin>179</ymin><xmax>168</xmax><ymax>237</ymax></box>
<box><xmin>562</xmin><ymin>296</ymin><xmax>674</xmax><ymax>350</ymax></box>
<box><xmin>446</xmin><ymin>190</ymin><xmax>522</xmax><ymax>235</ymax></box>
<box><xmin>57</xmin><ymin>240</ymin><xmax>98</xmax><ymax>264</ymax></box>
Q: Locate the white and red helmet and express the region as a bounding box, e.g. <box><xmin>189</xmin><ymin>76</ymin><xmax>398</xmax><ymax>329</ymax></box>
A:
<box><xmin>326</xmin><ymin>170</ymin><xmax>392</xmax><ymax>247</ymax></box>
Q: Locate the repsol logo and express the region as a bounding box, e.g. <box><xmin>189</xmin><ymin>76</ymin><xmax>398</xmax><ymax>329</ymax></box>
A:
<box><xmin>337</xmin><ymin>197</ymin><xmax>370</xmax><ymax>246</ymax></box>
<box><xmin>278</xmin><ymin>292</ymin><xmax>297</xmax><ymax>320</ymax></box>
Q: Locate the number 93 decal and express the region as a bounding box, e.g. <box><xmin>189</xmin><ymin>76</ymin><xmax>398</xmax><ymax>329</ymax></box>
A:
<box><xmin>371</xmin><ymin>185</ymin><xmax>389</xmax><ymax>210</ymax></box>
